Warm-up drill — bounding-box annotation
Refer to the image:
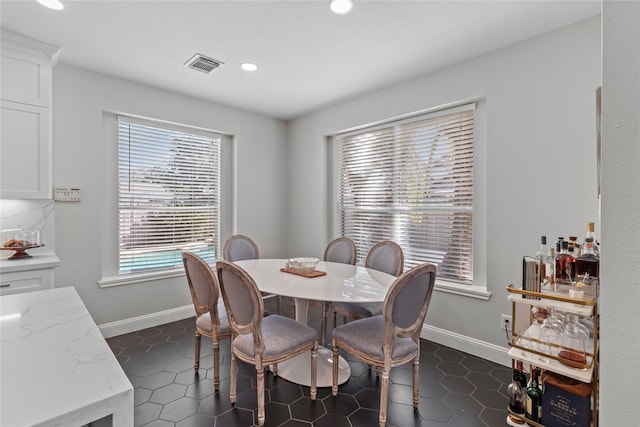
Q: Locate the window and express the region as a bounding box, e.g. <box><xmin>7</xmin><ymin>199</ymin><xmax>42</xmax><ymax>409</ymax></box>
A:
<box><xmin>118</xmin><ymin>117</ymin><xmax>221</xmax><ymax>274</ymax></box>
<box><xmin>336</xmin><ymin>104</ymin><xmax>474</xmax><ymax>284</ymax></box>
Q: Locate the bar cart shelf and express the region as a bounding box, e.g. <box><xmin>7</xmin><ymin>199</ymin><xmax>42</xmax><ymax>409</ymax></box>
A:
<box><xmin>506</xmin><ymin>285</ymin><xmax>599</xmax><ymax>427</ymax></box>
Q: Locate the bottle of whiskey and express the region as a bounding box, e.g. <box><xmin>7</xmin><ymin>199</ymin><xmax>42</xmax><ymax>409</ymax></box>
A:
<box><xmin>576</xmin><ymin>237</ymin><xmax>600</xmax><ymax>297</ymax></box>
<box><xmin>555</xmin><ymin>239</ymin><xmax>575</xmax><ymax>285</ymax></box>
<box><xmin>525</xmin><ymin>368</ymin><xmax>543</xmax><ymax>423</ymax></box>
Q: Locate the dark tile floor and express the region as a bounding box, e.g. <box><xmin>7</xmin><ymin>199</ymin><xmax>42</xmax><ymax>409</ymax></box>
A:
<box><xmin>106</xmin><ymin>298</ymin><xmax>511</xmax><ymax>427</ymax></box>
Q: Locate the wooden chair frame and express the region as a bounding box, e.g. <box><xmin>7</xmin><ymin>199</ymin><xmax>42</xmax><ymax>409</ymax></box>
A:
<box><xmin>182</xmin><ymin>251</ymin><xmax>231</xmax><ymax>391</ymax></box>
<box><xmin>331</xmin><ymin>262</ymin><xmax>437</xmax><ymax>427</ymax></box>
<box><xmin>216</xmin><ymin>260</ymin><xmax>318</xmax><ymax>426</ymax></box>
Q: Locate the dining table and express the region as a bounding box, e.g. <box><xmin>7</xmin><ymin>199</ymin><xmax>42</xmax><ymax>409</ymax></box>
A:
<box><xmin>234</xmin><ymin>258</ymin><xmax>396</xmax><ymax>387</ymax></box>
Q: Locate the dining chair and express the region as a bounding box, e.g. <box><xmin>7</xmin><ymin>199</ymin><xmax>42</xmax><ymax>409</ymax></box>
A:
<box><xmin>216</xmin><ymin>260</ymin><xmax>318</xmax><ymax>427</ymax></box>
<box><xmin>223</xmin><ymin>234</ymin><xmax>281</xmax><ymax>315</ymax></box>
<box><xmin>308</xmin><ymin>237</ymin><xmax>357</xmax><ymax>345</ymax></box>
<box><xmin>181</xmin><ymin>251</ymin><xmax>232</xmax><ymax>392</ymax></box>
<box><xmin>332</xmin><ymin>240</ymin><xmax>404</xmax><ymax>329</ymax></box>
<box><xmin>331</xmin><ymin>262</ymin><xmax>437</xmax><ymax>427</ymax></box>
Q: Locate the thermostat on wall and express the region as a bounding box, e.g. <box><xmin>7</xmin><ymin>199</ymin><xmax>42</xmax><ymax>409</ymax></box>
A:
<box><xmin>54</xmin><ymin>187</ymin><xmax>81</xmax><ymax>202</ymax></box>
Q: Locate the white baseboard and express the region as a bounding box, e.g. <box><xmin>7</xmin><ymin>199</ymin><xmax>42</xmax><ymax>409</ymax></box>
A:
<box><xmin>421</xmin><ymin>323</ymin><xmax>511</xmax><ymax>367</ymax></box>
<box><xmin>98</xmin><ymin>305</ymin><xmax>194</xmax><ymax>338</ymax></box>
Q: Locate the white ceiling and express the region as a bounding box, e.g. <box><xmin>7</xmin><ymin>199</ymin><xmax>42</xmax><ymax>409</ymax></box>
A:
<box><xmin>1</xmin><ymin>0</ymin><xmax>600</xmax><ymax>120</ymax></box>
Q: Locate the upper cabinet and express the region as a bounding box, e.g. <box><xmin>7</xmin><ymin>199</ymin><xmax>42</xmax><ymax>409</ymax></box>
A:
<box><xmin>1</xmin><ymin>31</ymin><xmax>60</xmax><ymax>200</ymax></box>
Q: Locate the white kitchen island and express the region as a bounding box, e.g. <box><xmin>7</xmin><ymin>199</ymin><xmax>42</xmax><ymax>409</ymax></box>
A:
<box><xmin>0</xmin><ymin>286</ymin><xmax>133</xmax><ymax>426</ymax></box>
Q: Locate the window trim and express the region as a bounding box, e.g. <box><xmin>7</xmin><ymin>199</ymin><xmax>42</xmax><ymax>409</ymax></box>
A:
<box><xmin>99</xmin><ymin>111</ymin><xmax>234</xmax><ymax>287</ymax></box>
<box><xmin>328</xmin><ymin>100</ymin><xmax>490</xmax><ymax>299</ymax></box>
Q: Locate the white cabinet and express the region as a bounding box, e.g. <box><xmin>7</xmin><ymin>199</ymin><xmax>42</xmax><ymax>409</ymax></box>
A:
<box><xmin>1</xmin><ymin>30</ymin><xmax>59</xmax><ymax>199</ymax></box>
<box><xmin>0</xmin><ymin>254</ymin><xmax>60</xmax><ymax>296</ymax></box>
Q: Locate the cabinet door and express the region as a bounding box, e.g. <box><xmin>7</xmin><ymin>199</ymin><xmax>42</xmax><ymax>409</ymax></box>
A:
<box><xmin>1</xmin><ymin>42</ymin><xmax>52</xmax><ymax>107</ymax></box>
<box><xmin>0</xmin><ymin>100</ymin><xmax>51</xmax><ymax>199</ymax></box>
<box><xmin>0</xmin><ymin>268</ymin><xmax>54</xmax><ymax>295</ymax></box>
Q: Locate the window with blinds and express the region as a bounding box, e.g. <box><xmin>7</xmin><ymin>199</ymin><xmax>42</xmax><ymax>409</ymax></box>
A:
<box><xmin>336</xmin><ymin>104</ymin><xmax>474</xmax><ymax>284</ymax></box>
<box><xmin>118</xmin><ymin>117</ymin><xmax>221</xmax><ymax>274</ymax></box>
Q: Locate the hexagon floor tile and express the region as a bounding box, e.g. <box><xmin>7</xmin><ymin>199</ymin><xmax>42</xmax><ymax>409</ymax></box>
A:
<box><xmin>107</xmin><ymin>297</ymin><xmax>510</xmax><ymax>426</ymax></box>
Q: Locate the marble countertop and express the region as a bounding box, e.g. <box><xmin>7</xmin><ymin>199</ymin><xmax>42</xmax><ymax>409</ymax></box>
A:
<box><xmin>0</xmin><ymin>287</ymin><xmax>133</xmax><ymax>426</ymax></box>
<box><xmin>0</xmin><ymin>253</ymin><xmax>60</xmax><ymax>273</ymax></box>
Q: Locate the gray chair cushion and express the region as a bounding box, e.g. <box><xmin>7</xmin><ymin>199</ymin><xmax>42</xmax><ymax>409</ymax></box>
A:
<box><xmin>195</xmin><ymin>303</ymin><xmax>231</xmax><ymax>334</ymax></box>
<box><xmin>233</xmin><ymin>314</ymin><xmax>318</xmax><ymax>359</ymax></box>
<box><xmin>333</xmin><ymin>301</ymin><xmax>382</xmax><ymax>317</ymax></box>
<box><xmin>332</xmin><ymin>315</ymin><xmax>417</xmax><ymax>360</ymax></box>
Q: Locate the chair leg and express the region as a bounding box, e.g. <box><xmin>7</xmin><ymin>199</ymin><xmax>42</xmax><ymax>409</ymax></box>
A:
<box><xmin>379</xmin><ymin>366</ymin><xmax>390</xmax><ymax>427</ymax></box>
<box><xmin>194</xmin><ymin>330</ymin><xmax>201</xmax><ymax>372</ymax></box>
<box><xmin>310</xmin><ymin>341</ymin><xmax>318</xmax><ymax>400</ymax></box>
<box><xmin>332</xmin><ymin>340</ymin><xmax>339</xmax><ymax>396</ymax></box>
<box><xmin>277</xmin><ymin>295</ymin><xmax>282</xmax><ymax>315</ymax></box>
<box><xmin>230</xmin><ymin>352</ymin><xmax>237</xmax><ymax>405</ymax></box>
<box><xmin>257</xmin><ymin>361</ymin><xmax>265</xmax><ymax>426</ymax></box>
<box><xmin>413</xmin><ymin>356</ymin><xmax>419</xmax><ymax>408</ymax></box>
<box><xmin>212</xmin><ymin>340</ymin><xmax>220</xmax><ymax>392</ymax></box>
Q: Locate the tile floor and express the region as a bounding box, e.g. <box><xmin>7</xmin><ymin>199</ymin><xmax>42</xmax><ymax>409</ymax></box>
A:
<box><xmin>106</xmin><ymin>298</ymin><xmax>511</xmax><ymax>427</ymax></box>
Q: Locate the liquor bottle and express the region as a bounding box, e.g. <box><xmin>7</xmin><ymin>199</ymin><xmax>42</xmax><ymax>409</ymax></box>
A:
<box><xmin>586</xmin><ymin>221</ymin><xmax>600</xmax><ymax>256</ymax></box>
<box><xmin>516</xmin><ymin>360</ymin><xmax>528</xmax><ymax>387</ymax></box>
<box><xmin>508</xmin><ymin>364</ymin><xmax>526</xmax><ymax>415</ymax></box>
<box><xmin>546</xmin><ymin>247</ymin><xmax>556</xmax><ymax>290</ymax></box>
<box><xmin>555</xmin><ymin>239</ymin><xmax>575</xmax><ymax>285</ymax></box>
<box><xmin>568</xmin><ymin>236</ymin><xmax>581</xmax><ymax>257</ymax></box>
<box><xmin>576</xmin><ymin>237</ymin><xmax>600</xmax><ymax>297</ymax></box>
<box><xmin>536</xmin><ymin>236</ymin><xmax>547</xmax><ymax>280</ymax></box>
<box><xmin>525</xmin><ymin>368</ymin><xmax>543</xmax><ymax>423</ymax></box>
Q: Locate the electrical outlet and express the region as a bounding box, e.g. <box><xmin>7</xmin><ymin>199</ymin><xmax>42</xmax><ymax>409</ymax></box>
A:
<box><xmin>501</xmin><ymin>314</ymin><xmax>512</xmax><ymax>331</ymax></box>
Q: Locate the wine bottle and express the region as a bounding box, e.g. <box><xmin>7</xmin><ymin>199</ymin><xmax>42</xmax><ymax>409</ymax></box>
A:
<box><xmin>508</xmin><ymin>366</ymin><xmax>526</xmax><ymax>415</ymax></box>
<box><xmin>525</xmin><ymin>368</ymin><xmax>542</xmax><ymax>423</ymax></box>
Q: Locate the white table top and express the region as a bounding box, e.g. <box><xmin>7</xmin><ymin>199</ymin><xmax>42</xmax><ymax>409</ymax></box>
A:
<box><xmin>234</xmin><ymin>259</ymin><xmax>396</xmax><ymax>303</ymax></box>
<box><xmin>0</xmin><ymin>287</ymin><xmax>133</xmax><ymax>426</ymax></box>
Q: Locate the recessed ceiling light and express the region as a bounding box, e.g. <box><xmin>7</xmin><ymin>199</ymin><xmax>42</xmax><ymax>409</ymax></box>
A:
<box><xmin>241</xmin><ymin>62</ymin><xmax>258</xmax><ymax>72</ymax></box>
<box><xmin>37</xmin><ymin>0</ymin><xmax>64</xmax><ymax>10</ymax></box>
<box><xmin>329</xmin><ymin>0</ymin><xmax>354</xmax><ymax>15</ymax></box>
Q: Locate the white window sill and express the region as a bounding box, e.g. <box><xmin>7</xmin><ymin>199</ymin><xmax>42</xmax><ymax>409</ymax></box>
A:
<box><xmin>98</xmin><ymin>268</ymin><xmax>185</xmax><ymax>288</ymax></box>
<box><xmin>434</xmin><ymin>279</ymin><xmax>492</xmax><ymax>300</ymax></box>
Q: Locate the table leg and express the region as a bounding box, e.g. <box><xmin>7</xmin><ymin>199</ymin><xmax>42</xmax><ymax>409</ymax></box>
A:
<box><xmin>272</xmin><ymin>298</ymin><xmax>351</xmax><ymax>387</ymax></box>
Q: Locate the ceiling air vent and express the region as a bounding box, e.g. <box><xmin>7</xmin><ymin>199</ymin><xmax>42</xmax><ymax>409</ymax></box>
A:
<box><xmin>185</xmin><ymin>54</ymin><xmax>224</xmax><ymax>74</ymax></box>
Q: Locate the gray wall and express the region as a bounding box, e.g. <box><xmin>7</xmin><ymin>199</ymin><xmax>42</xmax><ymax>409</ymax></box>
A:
<box><xmin>600</xmin><ymin>0</ymin><xmax>639</xmax><ymax>423</ymax></box>
<box><xmin>286</xmin><ymin>17</ymin><xmax>601</xmax><ymax>354</ymax></box>
<box><xmin>52</xmin><ymin>64</ymin><xmax>288</xmax><ymax>325</ymax></box>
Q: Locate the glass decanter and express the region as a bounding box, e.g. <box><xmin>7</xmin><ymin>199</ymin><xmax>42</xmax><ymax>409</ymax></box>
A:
<box><xmin>558</xmin><ymin>312</ymin><xmax>590</xmax><ymax>369</ymax></box>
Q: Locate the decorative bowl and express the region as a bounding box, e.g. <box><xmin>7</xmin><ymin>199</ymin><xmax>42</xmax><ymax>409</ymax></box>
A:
<box><xmin>288</xmin><ymin>257</ymin><xmax>319</xmax><ymax>273</ymax></box>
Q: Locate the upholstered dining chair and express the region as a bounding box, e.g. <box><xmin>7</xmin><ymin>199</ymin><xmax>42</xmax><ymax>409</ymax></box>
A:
<box><xmin>223</xmin><ymin>234</ymin><xmax>281</xmax><ymax>315</ymax></box>
<box><xmin>181</xmin><ymin>251</ymin><xmax>232</xmax><ymax>392</ymax></box>
<box><xmin>308</xmin><ymin>237</ymin><xmax>357</xmax><ymax>345</ymax></box>
<box><xmin>331</xmin><ymin>262</ymin><xmax>437</xmax><ymax>427</ymax></box>
<box><xmin>332</xmin><ymin>240</ymin><xmax>404</xmax><ymax>329</ymax></box>
<box><xmin>216</xmin><ymin>260</ymin><xmax>318</xmax><ymax>427</ymax></box>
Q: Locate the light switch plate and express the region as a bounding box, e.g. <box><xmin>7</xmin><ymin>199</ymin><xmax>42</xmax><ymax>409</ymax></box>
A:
<box><xmin>54</xmin><ymin>187</ymin><xmax>81</xmax><ymax>202</ymax></box>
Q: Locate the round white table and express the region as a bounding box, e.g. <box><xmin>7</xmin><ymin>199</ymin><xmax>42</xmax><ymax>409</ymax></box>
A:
<box><xmin>234</xmin><ymin>258</ymin><xmax>395</xmax><ymax>387</ymax></box>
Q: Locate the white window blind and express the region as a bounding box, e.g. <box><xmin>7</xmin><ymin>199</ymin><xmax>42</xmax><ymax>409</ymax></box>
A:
<box><xmin>118</xmin><ymin>117</ymin><xmax>221</xmax><ymax>274</ymax></box>
<box><xmin>337</xmin><ymin>104</ymin><xmax>474</xmax><ymax>283</ymax></box>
